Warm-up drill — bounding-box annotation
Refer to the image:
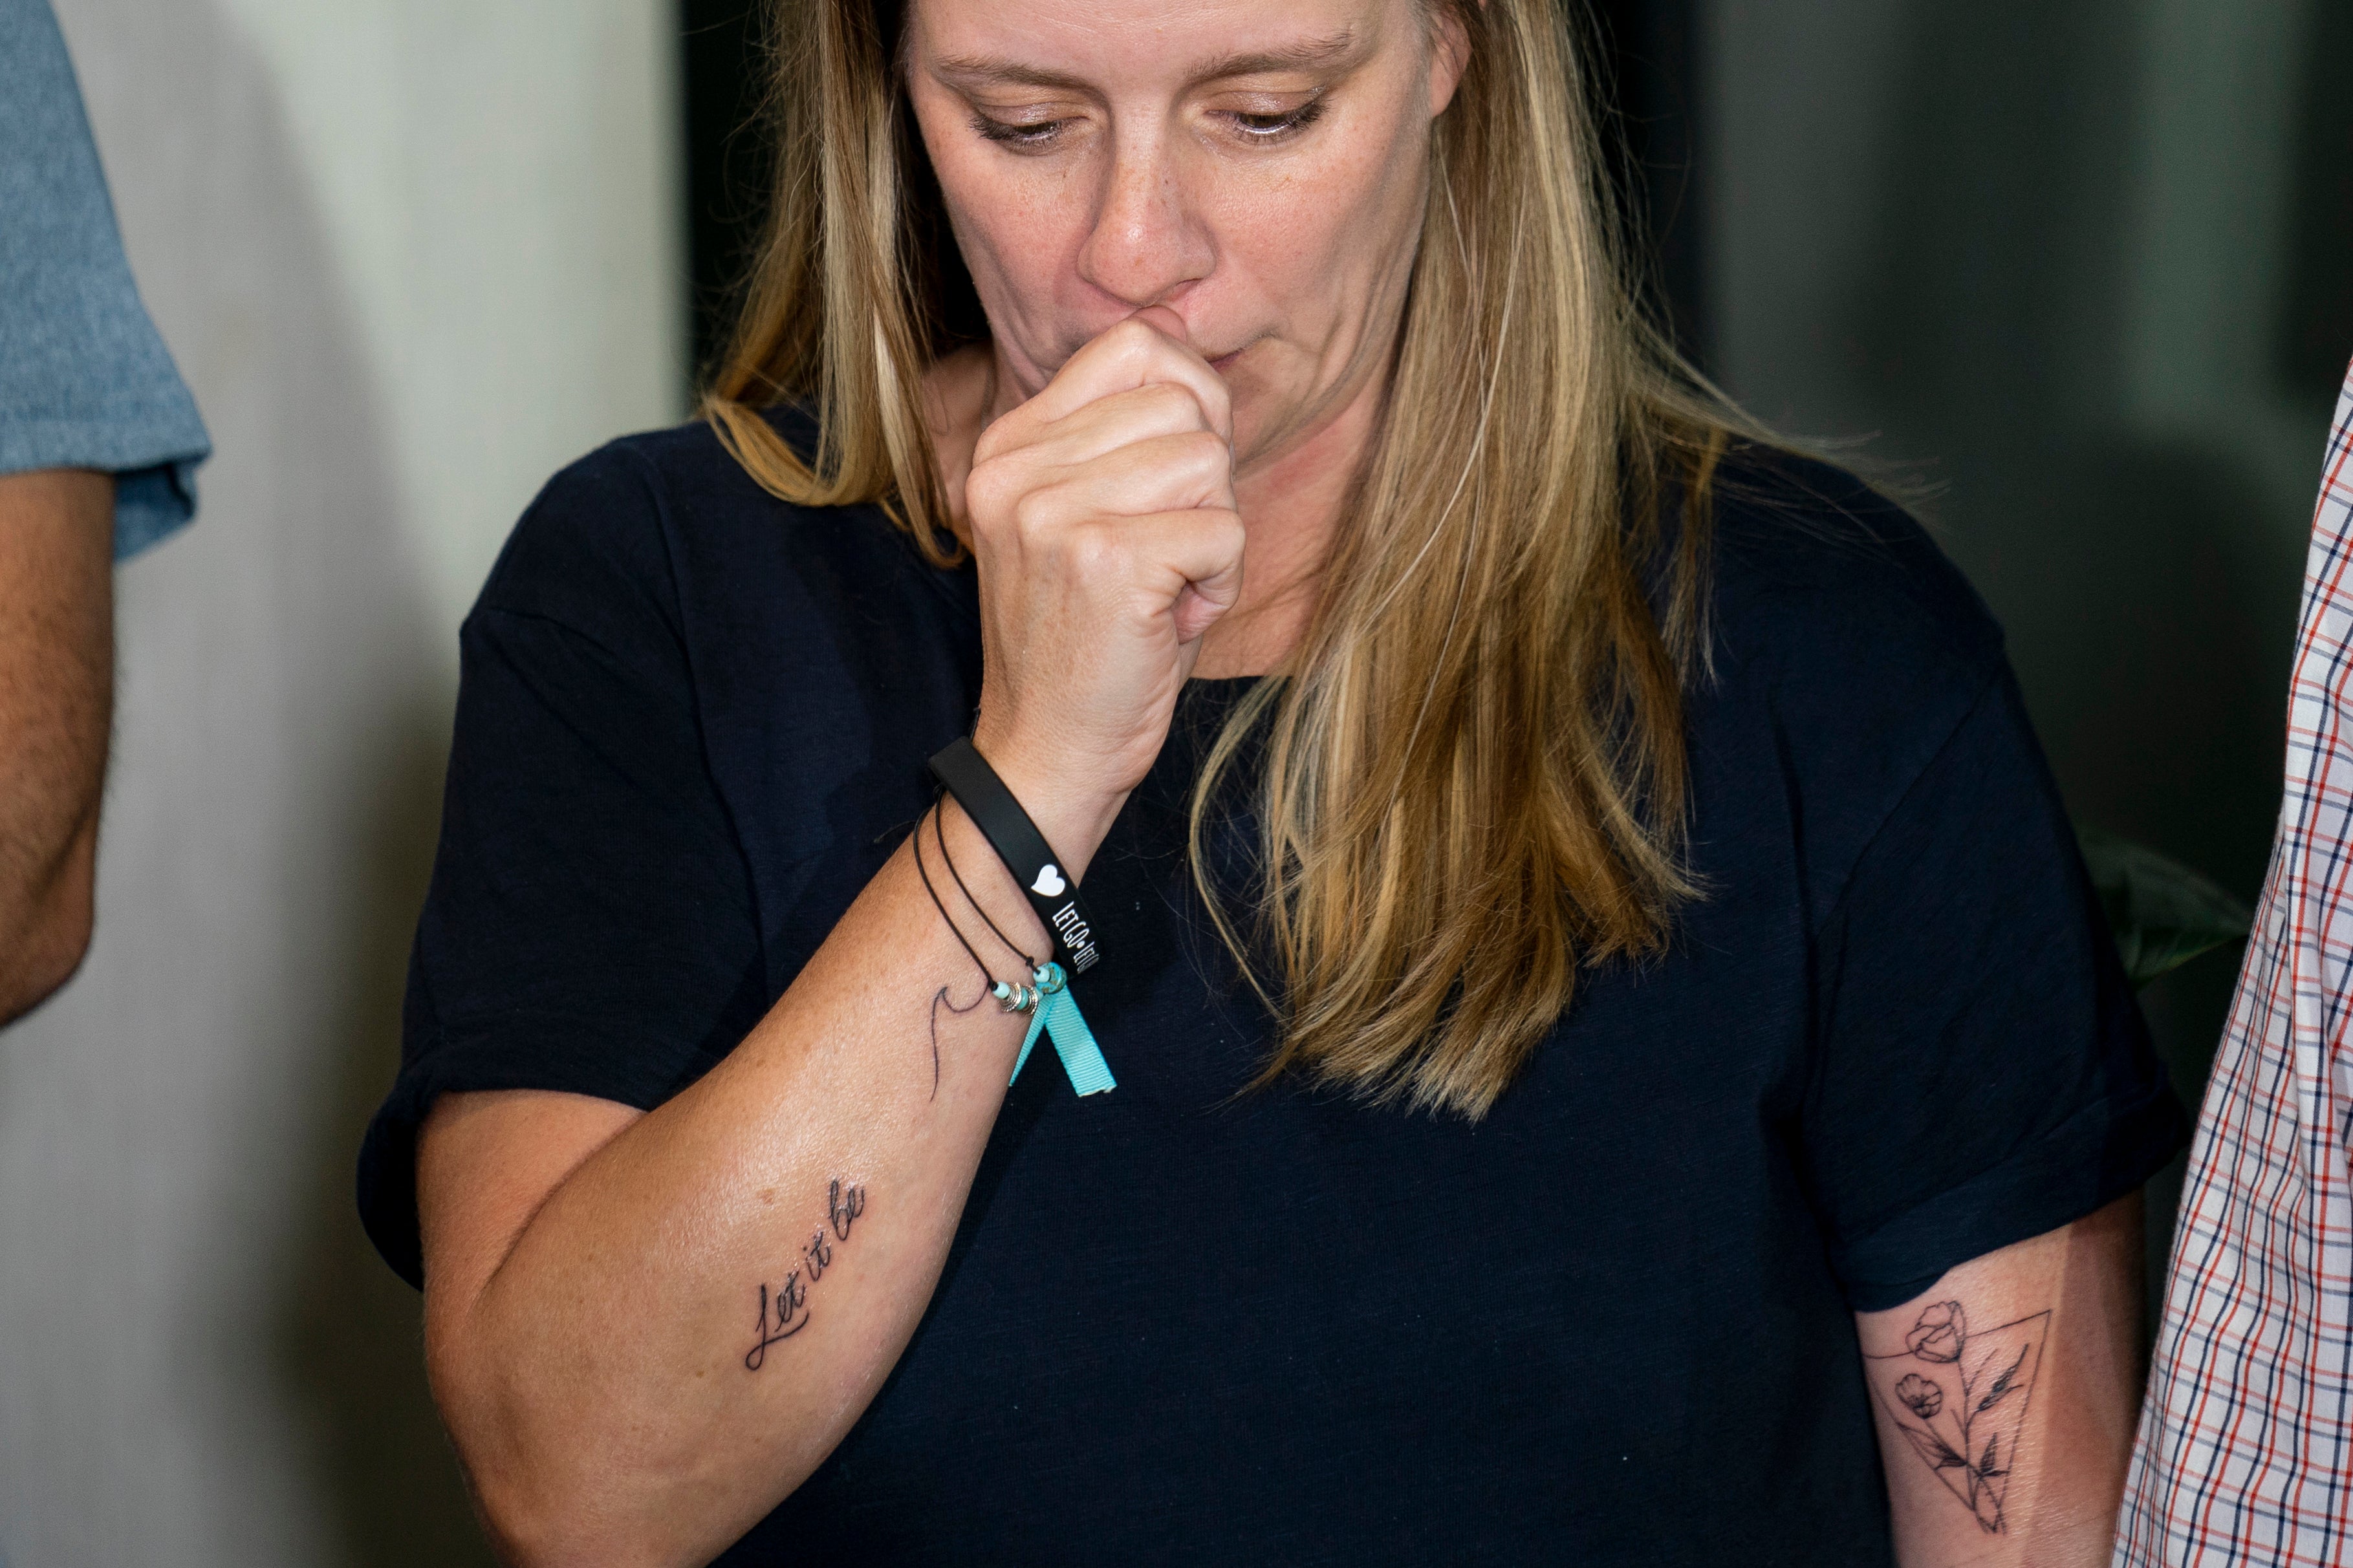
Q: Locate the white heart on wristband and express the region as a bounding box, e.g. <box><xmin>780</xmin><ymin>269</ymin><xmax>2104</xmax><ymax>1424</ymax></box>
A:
<box><xmin>1031</xmin><ymin>863</ymin><xmax>1067</xmax><ymax>897</ymax></box>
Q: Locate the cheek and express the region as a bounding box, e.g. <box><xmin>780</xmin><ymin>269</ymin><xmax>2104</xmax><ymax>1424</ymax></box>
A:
<box><xmin>918</xmin><ymin>128</ymin><xmax>1092</xmax><ymax>335</ymax></box>
<box><xmin>1213</xmin><ymin>124</ymin><xmax>1426</xmax><ymax>338</ymax></box>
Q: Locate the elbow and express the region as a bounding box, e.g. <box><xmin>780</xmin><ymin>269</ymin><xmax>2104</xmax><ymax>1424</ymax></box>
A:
<box><xmin>467</xmin><ymin>1466</ymin><xmax>654</xmax><ymax>1568</ymax></box>
<box><xmin>460</xmin><ymin>1446</ymin><xmax>719</xmax><ymax>1568</ymax></box>
<box><xmin>456</xmin><ymin>1411</ymin><xmax>812</xmax><ymax>1568</ymax></box>
<box><xmin>430</xmin><ymin>1348</ymin><xmax>699</xmax><ymax>1568</ymax></box>
<box><xmin>0</xmin><ymin>819</ymin><xmax>97</xmax><ymax>1026</ymax></box>
<box><xmin>444</xmin><ymin>1415</ymin><xmax>647</xmax><ymax>1568</ymax></box>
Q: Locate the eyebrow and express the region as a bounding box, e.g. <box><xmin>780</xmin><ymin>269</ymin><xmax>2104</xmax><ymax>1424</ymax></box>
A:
<box><xmin>932</xmin><ymin>28</ymin><xmax>1362</xmax><ymax>94</ymax></box>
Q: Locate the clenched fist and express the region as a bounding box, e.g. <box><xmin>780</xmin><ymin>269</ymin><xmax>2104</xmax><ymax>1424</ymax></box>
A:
<box><xmin>964</xmin><ymin>306</ymin><xmax>1246</xmax><ymax>872</ymax></box>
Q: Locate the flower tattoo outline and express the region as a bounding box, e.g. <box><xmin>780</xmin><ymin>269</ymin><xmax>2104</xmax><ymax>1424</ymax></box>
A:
<box><xmin>1865</xmin><ymin>1300</ymin><xmax>2048</xmax><ymax>1534</ymax></box>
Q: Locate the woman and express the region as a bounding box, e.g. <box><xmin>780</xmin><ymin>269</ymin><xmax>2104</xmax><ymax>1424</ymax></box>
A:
<box><xmin>360</xmin><ymin>0</ymin><xmax>2187</xmax><ymax>1562</ymax></box>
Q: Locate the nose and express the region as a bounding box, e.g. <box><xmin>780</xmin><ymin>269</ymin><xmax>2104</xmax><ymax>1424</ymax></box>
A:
<box><xmin>1074</xmin><ymin>127</ymin><xmax>1214</xmax><ymax>310</ymax></box>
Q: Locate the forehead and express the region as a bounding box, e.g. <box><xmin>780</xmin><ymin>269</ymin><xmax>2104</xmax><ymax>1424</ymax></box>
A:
<box><xmin>909</xmin><ymin>0</ymin><xmax>1409</xmax><ymax>85</ymax></box>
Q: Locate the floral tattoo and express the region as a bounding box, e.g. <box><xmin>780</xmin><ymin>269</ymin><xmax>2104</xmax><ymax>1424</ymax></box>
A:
<box><xmin>1864</xmin><ymin>1299</ymin><xmax>2048</xmax><ymax>1533</ymax></box>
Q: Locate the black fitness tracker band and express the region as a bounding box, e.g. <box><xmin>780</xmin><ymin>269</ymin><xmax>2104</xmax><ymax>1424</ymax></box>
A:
<box><xmin>928</xmin><ymin>737</ymin><xmax>1104</xmax><ymax>976</ymax></box>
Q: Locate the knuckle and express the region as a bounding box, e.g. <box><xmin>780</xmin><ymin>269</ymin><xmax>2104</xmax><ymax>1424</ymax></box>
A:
<box><xmin>1141</xmin><ymin>381</ymin><xmax>1198</xmax><ymax>423</ymax></box>
<box><xmin>1122</xmin><ymin>323</ymin><xmax>1182</xmax><ymax>378</ymax></box>
<box><xmin>1067</xmin><ymin>521</ymin><xmax>1123</xmax><ymax>578</ymax></box>
<box><xmin>1107</xmin><ymin>317</ymin><xmax>1157</xmax><ymax>356</ymax></box>
<box><xmin>964</xmin><ymin>460</ymin><xmax>1016</xmax><ymax>522</ymax></box>
<box><xmin>1176</xmin><ymin>435</ymin><xmax>1233</xmax><ymax>501</ymax></box>
<box><xmin>1202</xmin><ymin>510</ymin><xmax>1246</xmax><ymax>557</ymax></box>
<box><xmin>1176</xmin><ymin>428</ymin><xmax>1228</xmax><ymax>467</ymax></box>
<box><xmin>971</xmin><ymin>412</ymin><xmax>1028</xmax><ymax>467</ymax></box>
<box><xmin>1010</xmin><ymin>488</ymin><xmax>1060</xmax><ymax>534</ymax></box>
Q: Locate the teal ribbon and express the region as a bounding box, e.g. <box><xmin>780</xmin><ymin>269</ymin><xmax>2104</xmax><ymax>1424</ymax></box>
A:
<box><xmin>1008</xmin><ymin>965</ymin><xmax>1115</xmax><ymax>1096</ymax></box>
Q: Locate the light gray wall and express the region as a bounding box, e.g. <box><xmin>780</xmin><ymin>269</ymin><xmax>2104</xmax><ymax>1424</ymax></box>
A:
<box><xmin>0</xmin><ymin>3</ymin><xmax>682</xmax><ymax>1563</ymax></box>
<box><xmin>1705</xmin><ymin>0</ymin><xmax>2343</xmax><ymax>1283</ymax></box>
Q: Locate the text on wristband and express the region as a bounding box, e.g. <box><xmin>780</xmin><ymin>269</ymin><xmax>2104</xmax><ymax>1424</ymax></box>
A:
<box><xmin>1051</xmin><ymin>901</ymin><xmax>1100</xmax><ymax>974</ymax></box>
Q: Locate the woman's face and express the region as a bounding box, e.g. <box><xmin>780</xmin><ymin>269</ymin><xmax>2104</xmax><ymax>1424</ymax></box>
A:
<box><xmin>905</xmin><ymin>0</ymin><xmax>1466</xmax><ymax>469</ymax></box>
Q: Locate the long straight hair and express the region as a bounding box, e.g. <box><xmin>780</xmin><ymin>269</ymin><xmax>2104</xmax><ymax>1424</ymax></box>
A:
<box><xmin>706</xmin><ymin>0</ymin><xmax>1748</xmax><ymax>1117</ymax></box>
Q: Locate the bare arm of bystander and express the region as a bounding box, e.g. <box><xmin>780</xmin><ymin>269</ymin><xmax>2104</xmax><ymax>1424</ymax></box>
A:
<box><xmin>0</xmin><ymin>466</ymin><xmax>113</xmax><ymax>1024</ymax></box>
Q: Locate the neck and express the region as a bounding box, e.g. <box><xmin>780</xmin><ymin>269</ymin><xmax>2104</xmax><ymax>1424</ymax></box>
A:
<box><xmin>1191</xmin><ymin>372</ymin><xmax>1380</xmax><ymax>680</ymax></box>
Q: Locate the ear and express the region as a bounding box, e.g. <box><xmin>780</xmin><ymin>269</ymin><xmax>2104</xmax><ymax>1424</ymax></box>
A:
<box><xmin>1427</xmin><ymin>2</ymin><xmax>1471</xmax><ymax>119</ymax></box>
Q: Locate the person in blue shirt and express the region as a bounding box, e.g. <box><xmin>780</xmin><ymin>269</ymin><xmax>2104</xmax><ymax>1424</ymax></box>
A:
<box><xmin>0</xmin><ymin>0</ymin><xmax>210</xmax><ymax>1022</ymax></box>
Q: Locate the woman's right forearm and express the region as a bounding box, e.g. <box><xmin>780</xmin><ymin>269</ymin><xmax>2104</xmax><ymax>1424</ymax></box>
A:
<box><xmin>427</xmin><ymin>309</ymin><xmax>1244</xmax><ymax>1567</ymax></box>
<box><xmin>423</xmin><ymin>797</ymin><xmax>1097</xmax><ymax>1568</ymax></box>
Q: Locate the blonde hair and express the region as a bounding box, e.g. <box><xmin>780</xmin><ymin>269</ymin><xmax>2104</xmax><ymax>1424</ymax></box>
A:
<box><xmin>705</xmin><ymin>0</ymin><xmax>1748</xmax><ymax>1117</ymax></box>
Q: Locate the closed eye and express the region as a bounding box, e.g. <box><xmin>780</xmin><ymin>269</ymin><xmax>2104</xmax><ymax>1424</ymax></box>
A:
<box><xmin>970</xmin><ymin>96</ymin><xmax>1327</xmax><ymax>153</ymax></box>
<box><xmin>1219</xmin><ymin>100</ymin><xmax>1326</xmax><ymax>144</ymax></box>
<box><xmin>970</xmin><ymin>113</ymin><xmax>1072</xmax><ymax>150</ymax></box>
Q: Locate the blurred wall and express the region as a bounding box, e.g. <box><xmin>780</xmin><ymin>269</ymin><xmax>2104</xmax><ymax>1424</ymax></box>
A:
<box><xmin>1704</xmin><ymin>0</ymin><xmax>2347</xmax><ymax>1289</ymax></box>
<box><xmin>0</xmin><ymin>3</ymin><xmax>683</xmax><ymax>1564</ymax></box>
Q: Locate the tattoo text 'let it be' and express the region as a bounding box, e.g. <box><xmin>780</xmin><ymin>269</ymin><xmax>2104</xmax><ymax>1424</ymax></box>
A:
<box><xmin>744</xmin><ymin>1179</ymin><xmax>868</xmax><ymax>1372</ymax></box>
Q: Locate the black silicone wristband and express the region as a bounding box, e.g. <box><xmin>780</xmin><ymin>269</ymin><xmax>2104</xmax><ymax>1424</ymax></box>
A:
<box><xmin>927</xmin><ymin>737</ymin><xmax>1104</xmax><ymax>976</ymax></box>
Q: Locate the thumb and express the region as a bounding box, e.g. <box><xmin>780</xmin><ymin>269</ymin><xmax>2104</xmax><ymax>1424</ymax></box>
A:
<box><xmin>1129</xmin><ymin>304</ymin><xmax>1191</xmax><ymax>348</ymax></box>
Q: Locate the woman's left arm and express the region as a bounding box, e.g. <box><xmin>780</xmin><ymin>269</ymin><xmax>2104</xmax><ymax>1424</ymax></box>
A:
<box><xmin>1859</xmin><ymin>1192</ymin><xmax>2145</xmax><ymax>1567</ymax></box>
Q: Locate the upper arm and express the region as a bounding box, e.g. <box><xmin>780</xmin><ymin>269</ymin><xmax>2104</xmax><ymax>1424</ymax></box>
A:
<box><xmin>1801</xmin><ymin>669</ymin><xmax>2185</xmax><ymax>1305</ymax></box>
<box><xmin>417</xmin><ymin>1090</ymin><xmax>644</xmax><ymax>1359</ymax></box>
<box><xmin>354</xmin><ymin>451</ymin><xmax>770</xmax><ymax>1289</ymax></box>
<box><xmin>0</xmin><ymin>466</ymin><xmax>113</xmax><ymax>1022</ymax></box>
<box><xmin>1856</xmin><ymin>1192</ymin><xmax>2144</xmax><ymax>1567</ymax></box>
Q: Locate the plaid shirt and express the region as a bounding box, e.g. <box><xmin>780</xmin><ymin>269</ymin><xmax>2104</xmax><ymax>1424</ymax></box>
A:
<box><xmin>2116</xmin><ymin>361</ymin><xmax>2353</xmax><ymax>1565</ymax></box>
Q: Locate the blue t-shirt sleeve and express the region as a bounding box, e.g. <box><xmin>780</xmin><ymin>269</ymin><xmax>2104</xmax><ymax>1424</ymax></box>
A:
<box><xmin>0</xmin><ymin>0</ymin><xmax>211</xmax><ymax>557</ymax></box>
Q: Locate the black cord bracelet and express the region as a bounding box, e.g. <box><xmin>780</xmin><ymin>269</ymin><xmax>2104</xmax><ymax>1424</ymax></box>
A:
<box><xmin>928</xmin><ymin>736</ymin><xmax>1105</xmax><ymax>977</ymax></box>
<box><xmin>913</xmin><ymin>802</ymin><xmax>1064</xmax><ymax>1029</ymax></box>
<box><xmin>933</xmin><ymin>794</ymin><xmax>1037</xmax><ymax>971</ymax></box>
<box><xmin>911</xmin><ymin>803</ymin><xmax>996</xmax><ymax>991</ymax></box>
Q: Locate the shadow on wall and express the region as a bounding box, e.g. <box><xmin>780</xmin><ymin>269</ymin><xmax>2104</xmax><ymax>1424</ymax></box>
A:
<box><xmin>1810</xmin><ymin>0</ymin><xmax>2337</xmax><ymax>1301</ymax></box>
<box><xmin>191</xmin><ymin>26</ymin><xmax>503</xmax><ymax>1568</ymax></box>
<box><xmin>149</xmin><ymin>10</ymin><xmax>494</xmax><ymax>1563</ymax></box>
<box><xmin>0</xmin><ymin>1</ymin><xmax>490</xmax><ymax>1562</ymax></box>
<box><xmin>274</xmin><ymin>705</ymin><xmax>486</xmax><ymax>1568</ymax></box>
<box><xmin>1845</xmin><ymin>0</ymin><xmax>2305</xmax><ymax>905</ymax></box>
<box><xmin>191</xmin><ymin>5</ymin><xmax>495</xmax><ymax>1556</ymax></box>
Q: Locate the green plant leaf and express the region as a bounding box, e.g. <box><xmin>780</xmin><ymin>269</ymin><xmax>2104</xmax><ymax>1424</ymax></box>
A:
<box><xmin>2076</xmin><ymin>826</ymin><xmax>2253</xmax><ymax>990</ymax></box>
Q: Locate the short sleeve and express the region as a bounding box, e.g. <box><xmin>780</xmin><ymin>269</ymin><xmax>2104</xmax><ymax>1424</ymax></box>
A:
<box><xmin>1800</xmin><ymin>665</ymin><xmax>2191</xmax><ymax>1311</ymax></box>
<box><xmin>356</xmin><ymin>447</ymin><xmax>769</xmax><ymax>1287</ymax></box>
<box><xmin>0</xmin><ymin>0</ymin><xmax>211</xmax><ymax>556</ymax></box>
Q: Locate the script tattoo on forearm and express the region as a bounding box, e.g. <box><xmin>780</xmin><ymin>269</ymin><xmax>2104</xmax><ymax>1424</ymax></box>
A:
<box><xmin>1864</xmin><ymin>1299</ymin><xmax>2049</xmax><ymax>1532</ymax></box>
<box><xmin>927</xmin><ymin>983</ymin><xmax>987</xmax><ymax>1101</ymax></box>
<box><xmin>743</xmin><ymin>1179</ymin><xmax>869</xmax><ymax>1371</ymax></box>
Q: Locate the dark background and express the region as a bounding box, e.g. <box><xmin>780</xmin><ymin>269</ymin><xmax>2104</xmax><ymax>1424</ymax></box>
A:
<box><xmin>682</xmin><ymin>0</ymin><xmax>772</xmax><ymax>378</ymax></box>
<box><xmin>675</xmin><ymin>0</ymin><xmax>2353</xmax><ymax>1305</ymax></box>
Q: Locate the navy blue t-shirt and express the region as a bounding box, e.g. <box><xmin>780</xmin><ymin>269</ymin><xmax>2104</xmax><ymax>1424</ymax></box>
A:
<box><xmin>360</xmin><ymin>411</ymin><xmax>2187</xmax><ymax>1565</ymax></box>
